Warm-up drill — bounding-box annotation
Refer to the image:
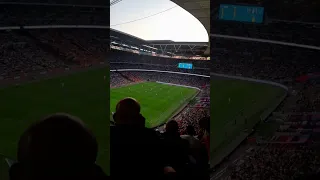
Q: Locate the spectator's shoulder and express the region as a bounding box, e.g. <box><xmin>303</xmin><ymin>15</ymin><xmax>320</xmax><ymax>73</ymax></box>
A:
<box><xmin>180</xmin><ymin>134</ymin><xmax>189</xmax><ymax>139</ymax></box>
<box><xmin>181</xmin><ymin>137</ymin><xmax>189</xmax><ymax>147</ymax></box>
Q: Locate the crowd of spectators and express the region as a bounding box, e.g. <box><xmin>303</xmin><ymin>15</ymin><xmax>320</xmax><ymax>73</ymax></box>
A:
<box><xmin>110</xmin><ymin>49</ymin><xmax>210</xmax><ymax>75</ymax></box>
<box><xmin>0</xmin><ymin>1</ymin><xmax>108</xmax><ymax>86</ymax></box>
<box><xmin>218</xmin><ymin>113</ymin><xmax>320</xmax><ymax>180</ymax></box>
<box><xmin>211</xmin><ymin>45</ymin><xmax>320</xmax><ymax>179</ymax></box>
<box><xmin>211</xmin><ymin>2</ymin><xmax>320</xmax><ymax>114</ymax></box>
<box><xmin>211</xmin><ymin>38</ymin><xmax>319</xmax><ymax>113</ymax></box>
<box><xmin>212</xmin><ymin>21</ymin><xmax>320</xmax><ymax>46</ymax></box>
<box><xmin>0</xmin><ymin>3</ymin><xmax>107</xmax><ymax>26</ymax></box>
<box><xmin>116</xmin><ymin>71</ymin><xmax>209</xmax><ymax>88</ymax></box>
<box><xmin>211</xmin><ymin>2</ymin><xmax>320</xmax><ymax>179</ymax></box>
<box><xmin>111</xmin><ymin>98</ymin><xmax>210</xmax><ymax>180</ymax></box>
<box><xmin>30</xmin><ymin>29</ymin><xmax>107</xmax><ymax>65</ymax></box>
<box><xmin>227</xmin><ymin>144</ymin><xmax>320</xmax><ymax>180</ymax></box>
<box><xmin>110</xmin><ymin>72</ymin><xmax>131</xmax><ymax>88</ymax></box>
<box><xmin>211</xmin><ymin>39</ymin><xmax>319</xmax><ymax>80</ymax></box>
<box><xmin>174</xmin><ymin>86</ymin><xmax>210</xmax><ymax>135</ymax></box>
<box><xmin>0</xmin><ymin>28</ymin><xmax>107</xmax><ymax>84</ymax></box>
<box><xmin>0</xmin><ymin>30</ymin><xmax>66</xmax><ymax>80</ymax></box>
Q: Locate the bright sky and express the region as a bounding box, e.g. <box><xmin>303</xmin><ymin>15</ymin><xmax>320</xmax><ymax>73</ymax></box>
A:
<box><xmin>110</xmin><ymin>0</ymin><xmax>208</xmax><ymax>42</ymax></box>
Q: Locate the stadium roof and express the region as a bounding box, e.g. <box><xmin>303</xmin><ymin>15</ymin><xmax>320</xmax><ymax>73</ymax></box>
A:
<box><xmin>147</xmin><ymin>40</ymin><xmax>208</xmax><ymax>56</ymax></box>
<box><xmin>110</xmin><ymin>28</ymin><xmax>208</xmax><ymax>56</ymax></box>
<box><xmin>171</xmin><ymin>0</ymin><xmax>209</xmax><ymax>32</ymax></box>
<box><xmin>111</xmin><ymin>28</ymin><xmax>147</xmax><ymax>47</ymax></box>
<box><xmin>171</xmin><ymin>0</ymin><xmax>210</xmax><ymax>55</ymax></box>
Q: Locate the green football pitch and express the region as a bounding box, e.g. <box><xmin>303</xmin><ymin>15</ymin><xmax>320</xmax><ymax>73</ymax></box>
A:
<box><xmin>110</xmin><ymin>82</ymin><xmax>198</xmax><ymax>128</ymax></box>
<box><xmin>0</xmin><ymin>67</ymin><xmax>110</xmax><ymax>177</ymax></box>
<box><xmin>210</xmin><ymin>77</ymin><xmax>287</xmax><ymax>166</ymax></box>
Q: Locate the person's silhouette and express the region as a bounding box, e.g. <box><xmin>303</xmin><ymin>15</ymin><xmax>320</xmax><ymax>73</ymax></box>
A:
<box><xmin>9</xmin><ymin>113</ymin><xmax>108</xmax><ymax>180</ymax></box>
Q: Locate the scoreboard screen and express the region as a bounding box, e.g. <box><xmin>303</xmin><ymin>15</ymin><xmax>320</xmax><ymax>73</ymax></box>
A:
<box><xmin>178</xmin><ymin>63</ymin><xmax>193</xmax><ymax>69</ymax></box>
<box><xmin>219</xmin><ymin>4</ymin><xmax>264</xmax><ymax>23</ymax></box>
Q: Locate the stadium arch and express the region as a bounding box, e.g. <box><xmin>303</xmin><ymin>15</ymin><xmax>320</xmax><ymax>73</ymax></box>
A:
<box><xmin>110</xmin><ymin>29</ymin><xmax>209</xmax><ymax>59</ymax></box>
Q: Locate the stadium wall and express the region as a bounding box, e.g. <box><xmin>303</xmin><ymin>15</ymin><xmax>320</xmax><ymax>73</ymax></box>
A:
<box><xmin>156</xmin><ymin>81</ymin><xmax>201</xmax><ymax>90</ymax></box>
<box><xmin>210</xmin><ymin>72</ymin><xmax>288</xmax><ymax>91</ymax></box>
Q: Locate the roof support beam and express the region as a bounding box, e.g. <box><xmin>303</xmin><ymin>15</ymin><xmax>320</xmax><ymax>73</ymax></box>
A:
<box><xmin>173</xmin><ymin>44</ymin><xmax>182</xmax><ymax>52</ymax></box>
<box><xmin>159</xmin><ymin>45</ymin><xmax>168</xmax><ymax>55</ymax></box>
<box><xmin>188</xmin><ymin>45</ymin><xmax>197</xmax><ymax>54</ymax></box>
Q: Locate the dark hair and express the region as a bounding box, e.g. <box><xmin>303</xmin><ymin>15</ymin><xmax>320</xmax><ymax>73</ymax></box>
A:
<box><xmin>165</xmin><ymin>120</ymin><xmax>179</xmax><ymax>136</ymax></box>
<box><xmin>199</xmin><ymin>116</ymin><xmax>210</xmax><ymax>133</ymax></box>
<box><xmin>116</xmin><ymin>97</ymin><xmax>140</xmax><ymax>114</ymax></box>
<box><xmin>186</xmin><ymin>125</ymin><xmax>195</xmax><ymax>136</ymax></box>
<box><xmin>114</xmin><ymin>97</ymin><xmax>144</xmax><ymax>126</ymax></box>
<box><xmin>18</xmin><ymin>113</ymin><xmax>98</xmax><ymax>176</ymax></box>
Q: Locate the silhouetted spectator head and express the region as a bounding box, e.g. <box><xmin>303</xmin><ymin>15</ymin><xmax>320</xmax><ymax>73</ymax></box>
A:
<box><xmin>15</xmin><ymin>113</ymin><xmax>99</xmax><ymax>179</ymax></box>
<box><xmin>186</xmin><ymin>125</ymin><xmax>196</xmax><ymax>136</ymax></box>
<box><xmin>113</xmin><ymin>97</ymin><xmax>145</xmax><ymax>127</ymax></box>
<box><xmin>199</xmin><ymin>116</ymin><xmax>210</xmax><ymax>133</ymax></box>
<box><xmin>165</xmin><ymin>120</ymin><xmax>179</xmax><ymax>136</ymax></box>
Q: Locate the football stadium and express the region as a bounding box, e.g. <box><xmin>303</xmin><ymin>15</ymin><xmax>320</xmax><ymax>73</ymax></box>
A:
<box><xmin>0</xmin><ymin>1</ymin><xmax>109</xmax><ymax>179</ymax></box>
<box><xmin>109</xmin><ymin>41</ymin><xmax>211</xmax><ymax>179</ymax></box>
<box><xmin>109</xmin><ymin>0</ymin><xmax>211</xmax><ymax>179</ymax></box>
<box><xmin>211</xmin><ymin>1</ymin><xmax>320</xmax><ymax>179</ymax></box>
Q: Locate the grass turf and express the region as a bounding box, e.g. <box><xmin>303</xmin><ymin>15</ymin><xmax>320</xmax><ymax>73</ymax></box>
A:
<box><xmin>210</xmin><ymin>77</ymin><xmax>286</xmax><ymax>164</ymax></box>
<box><xmin>110</xmin><ymin>82</ymin><xmax>198</xmax><ymax>128</ymax></box>
<box><xmin>0</xmin><ymin>67</ymin><xmax>110</xmax><ymax>177</ymax></box>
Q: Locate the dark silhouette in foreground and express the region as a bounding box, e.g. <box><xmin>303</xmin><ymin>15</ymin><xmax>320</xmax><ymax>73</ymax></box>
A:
<box><xmin>9</xmin><ymin>113</ymin><xmax>108</xmax><ymax>180</ymax></box>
